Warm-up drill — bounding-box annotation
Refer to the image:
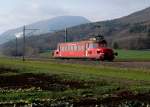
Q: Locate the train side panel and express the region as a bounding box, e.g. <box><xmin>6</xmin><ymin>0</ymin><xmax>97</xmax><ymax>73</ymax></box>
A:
<box><xmin>54</xmin><ymin>42</ymin><xmax>87</xmax><ymax>58</ymax></box>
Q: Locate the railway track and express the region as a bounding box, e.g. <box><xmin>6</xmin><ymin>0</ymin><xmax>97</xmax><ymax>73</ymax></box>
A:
<box><xmin>14</xmin><ymin>56</ymin><xmax>150</xmax><ymax>62</ymax></box>
<box><xmin>11</xmin><ymin>57</ymin><xmax>150</xmax><ymax>69</ymax></box>
<box><xmin>4</xmin><ymin>55</ymin><xmax>150</xmax><ymax>62</ymax></box>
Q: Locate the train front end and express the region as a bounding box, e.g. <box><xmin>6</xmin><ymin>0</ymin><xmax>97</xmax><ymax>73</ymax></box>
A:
<box><xmin>97</xmin><ymin>48</ymin><xmax>117</xmax><ymax>61</ymax></box>
<box><xmin>86</xmin><ymin>46</ymin><xmax>117</xmax><ymax>61</ymax></box>
<box><xmin>87</xmin><ymin>35</ymin><xmax>118</xmax><ymax>61</ymax></box>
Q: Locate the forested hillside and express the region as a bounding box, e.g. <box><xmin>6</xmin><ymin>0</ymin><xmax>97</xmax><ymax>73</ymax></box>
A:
<box><xmin>1</xmin><ymin>7</ymin><xmax>150</xmax><ymax>56</ymax></box>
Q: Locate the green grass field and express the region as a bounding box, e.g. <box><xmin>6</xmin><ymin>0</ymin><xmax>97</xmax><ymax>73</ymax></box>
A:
<box><xmin>0</xmin><ymin>57</ymin><xmax>149</xmax><ymax>104</ymax></box>
<box><xmin>38</xmin><ymin>51</ymin><xmax>52</xmax><ymax>58</ymax></box>
<box><xmin>0</xmin><ymin>57</ymin><xmax>150</xmax><ymax>81</ymax></box>
<box><xmin>116</xmin><ymin>49</ymin><xmax>150</xmax><ymax>61</ymax></box>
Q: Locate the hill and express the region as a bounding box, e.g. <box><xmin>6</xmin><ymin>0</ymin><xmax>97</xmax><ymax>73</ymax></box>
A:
<box><xmin>0</xmin><ymin>16</ymin><xmax>90</xmax><ymax>44</ymax></box>
<box><xmin>1</xmin><ymin>7</ymin><xmax>150</xmax><ymax>56</ymax></box>
<box><xmin>117</xmin><ymin>7</ymin><xmax>150</xmax><ymax>24</ymax></box>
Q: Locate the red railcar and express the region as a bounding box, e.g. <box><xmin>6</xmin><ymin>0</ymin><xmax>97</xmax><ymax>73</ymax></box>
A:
<box><xmin>53</xmin><ymin>36</ymin><xmax>117</xmax><ymax>61</ymax></box>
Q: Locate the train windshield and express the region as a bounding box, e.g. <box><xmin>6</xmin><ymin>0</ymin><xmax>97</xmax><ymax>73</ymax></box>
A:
<box><xmin>89</xmin><ymin>43</ymin><xmax>98</xmax><ymax>48</ymax></box>
<box><xmin>99</xmin><ymin>43</ymin><xmax>107</xmax><ymax>47</ymax></box>
<box><xmin>89</xmin><ymin>43</ymin><xmax>107</xmax><ymax>48</ymax></box>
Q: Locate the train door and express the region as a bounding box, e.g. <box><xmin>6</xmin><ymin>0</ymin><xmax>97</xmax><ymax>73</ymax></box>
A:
<box><xmin>58</xmin><ymin>45</ymin><xmax>61</xmax><ymax>57</ymax></box>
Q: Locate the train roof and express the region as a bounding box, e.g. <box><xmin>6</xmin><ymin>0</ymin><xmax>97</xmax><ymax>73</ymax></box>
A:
<box><xmin>59</xmin><ymin>40</ymin><xmax>94</xmax><ymax>45</ymax></box>
<box><xmin>58</xmin><ymin>40</ymin><xmax>107</xmax><ymax>46</ymax></box>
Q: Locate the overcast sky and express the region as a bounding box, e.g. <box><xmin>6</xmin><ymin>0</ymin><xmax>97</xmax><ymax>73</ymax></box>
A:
<box><xmin>0</xmin><ymin>0</ymin><xmax>150</xmax><ymax>34</ymax></box>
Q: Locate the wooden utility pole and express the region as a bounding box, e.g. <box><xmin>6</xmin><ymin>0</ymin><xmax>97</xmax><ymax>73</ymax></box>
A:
<box><xmin>15</xmin><ymin>37</ymin><xmax>18</xmax><ymax>57</ymax></box>
<box><xmin>23</xmin><ymin>25</ymin><xmax>25</xmax><ymax>61</ymax></box>
<box><xmin>22</xmin><ymin>25</ymin><xmax>39</xmax><ymax>61</ymax></box>
<box><xmin>13</xmin><ymin>103</ymin><xmax>16</xmax><ymax>107</ymax></box>
<box><xmin>65</xmin><ymin>28</ymin><xmax>68</xmax><ymax>42</ymax></box>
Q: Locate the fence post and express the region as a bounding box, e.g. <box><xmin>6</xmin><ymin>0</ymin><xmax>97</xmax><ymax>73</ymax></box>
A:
<box><xmin>30</xmin><ymin>103</ymin><xmax>33</xmax><ymax>107</ymax></box>
<box><xmin>14</xmin><ymin>103</ymin><xmax>16</xmax><ymax>107</ymax></box>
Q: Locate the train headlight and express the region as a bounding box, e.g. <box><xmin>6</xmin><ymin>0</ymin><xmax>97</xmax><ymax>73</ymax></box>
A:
<box><xmin>56</xmin><ymin>51</ymin><xmax>59</xmax><ymax>54</ymax></box>
<box><xmin>99</xmin><ymin>52</ymin><xmax>104</xmax><ymax>59</ymax></box>
<box><xmin>100</xmin><ymin>52</ymin><xmax>104</xmax><ymax>55</ymax></box>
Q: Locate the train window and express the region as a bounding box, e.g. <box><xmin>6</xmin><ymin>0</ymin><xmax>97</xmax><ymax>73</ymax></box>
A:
<box><xmin>73</xmin><ymin>46</ymin><xmax>74</xmax><ymax>51</ymax></box>
<box><xmin>73</xmin><ymin>46</ymin><xmax>75</xmax><ymax>51</ymax></box>
<box><xmin>86</xmin><ymin>43</ymin><xmax>89</xmax><ymax>49</ymax></box>
<box><xmin>64</xmin><ymin>46</ymin><xmax>66</xmax><ymax>51</ymax></box>
<box><xmin>79</xmin><ymin>45</ymin><xmax>81</xmax><ymax>51</ymax></box>
<box><xmin>66</xmin><ymin>46</ymin><xmax>68</xmax><ymax>51</ymax></box>
<box><xmin>83</xmin><ymin>46</ymin><xmax>85</xmax><ymax>50</ymax></box>
<box><xmin>74</xmin><ymin>45</ymin><xmax>77</xmax><ymax>51</ymax></box>
<box><xmin>89</xmin><ymin>44</ymin><xmax>93</xmax><ymax>48</ymax></box>
<box><xmin>81</xmin><ymin>46</ymin><xmax>83</xmax><ymax>51</ymax></box>
<box><xmin>60</xmin><ymin>46</ymin><xmax>63</xmax><ymax>51</ymax></box>
<box><xmin>76</xmin><ymin>46</ymin><xmax>79</xmax><ymax>51</ymax></box>
<box><xmin>78</xmin><ymin>46</ymin><xmax>81</xmax><ymax>51</ymax></box>
<box><xmin>67</xmin><ymin>46</ymin><xmax>69</xmax><ymax>51</ymax></box>
<box><xmin>65</xmin><ymin>46</ymin><xmax>67</xmax><ymax>51</ymax></box>
<box><xmin>70</xmin><ymin>46</ymin><xmax>72</xmax><ymax>51</ymax></box>
<box><xmin>80</xmin><ymin>46</ymin><xmax>82</xmax><ymax>51</ymax></box>
<box><xmin>93</xmin><ymin>44</ymin><xmax>98</xmax><ymax>48</ymax></box>
<box><xmin>69</xmin><ymin>46</ymin><xmax>71</xmax><ymax>51</ymax></box>
<box><xmin>78</xmin><ymin>45</ymin><xmax>84</xmax><ymax>51</ymax></box>
<box><xmin>72</xmin><ymin>46</ymin><xmax>74</xmax><ymax>51</ymax></box>
<box><xmin>62</xmin><ymin>47</ymin><xmax>64</xmax><ymax>51</ymax></box>
<box><xmin>74</xmin><ymin>45</ymin><xmax>76</xmax><ymax>51</ymax></box>
<box><xmin>73</xmin><ymin>45</ymin><xmax>76</xmax><ymax>51</ymax></box>
<box><xmin>77</xmin><ymin>45</ymin><xmax>79</xmax><ymax>51</ymax></box>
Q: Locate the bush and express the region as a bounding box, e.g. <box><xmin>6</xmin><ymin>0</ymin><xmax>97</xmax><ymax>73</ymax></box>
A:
<box><xmin>113</xmin><ymin>42</ymin><xmax>119</xmax><ymax>49</ymax></box>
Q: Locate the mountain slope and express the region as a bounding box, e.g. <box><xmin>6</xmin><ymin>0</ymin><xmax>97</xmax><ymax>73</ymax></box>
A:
<box><xmin>117</xmin><ymin>7</ymin><xmax>150</xmax><ymax>24</ymax></box>
<box><xmin>0</xmin><ymin>16</ymin><xmax>90</xmax><ymax>44</ymax></box>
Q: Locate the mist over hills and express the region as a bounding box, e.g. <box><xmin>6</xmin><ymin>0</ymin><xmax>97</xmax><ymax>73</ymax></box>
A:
<box><xmin>0</xmin><ymin>16</ymin><xmax>90</xmax><ymax>44</ymax></box>
<box><xmin>1</xmin><ymin>7</ymin><xmax>150</xmax><ymax>56</ymax></box>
